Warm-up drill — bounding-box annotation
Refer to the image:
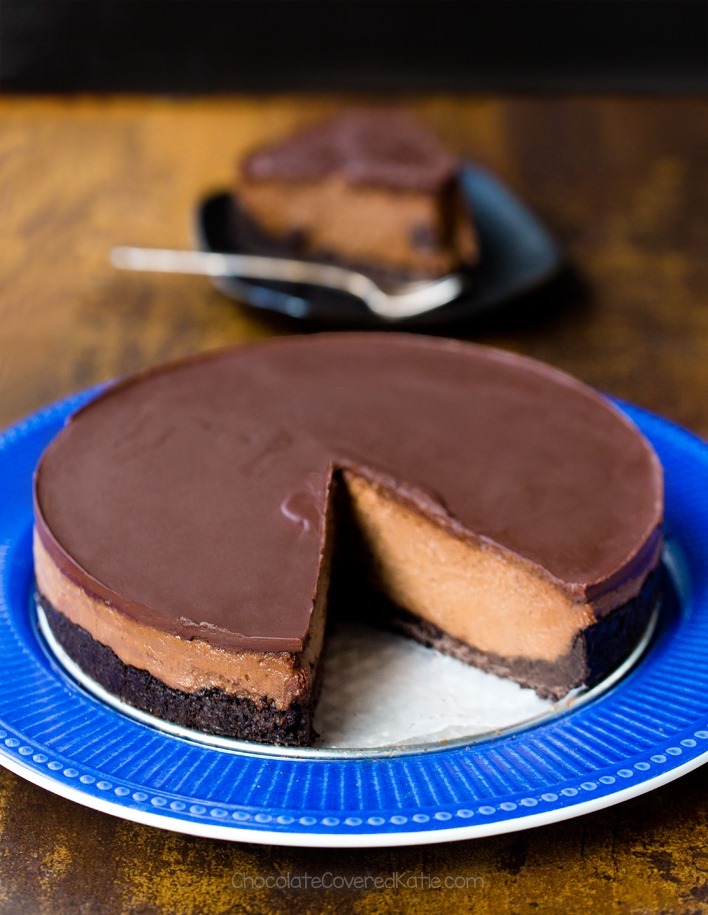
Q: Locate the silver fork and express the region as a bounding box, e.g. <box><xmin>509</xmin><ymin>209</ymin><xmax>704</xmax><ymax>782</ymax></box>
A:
<box><xmin>110</xmin><ymin>247</ymin><xmax>465</xmax><ymax>321</ymax></box>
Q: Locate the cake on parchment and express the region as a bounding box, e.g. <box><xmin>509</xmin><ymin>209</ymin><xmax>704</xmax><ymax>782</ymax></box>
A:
<box><xmin>33</xmin><ymin>334</ymin><xmax>663</xmax><ymax>746</ymax></box>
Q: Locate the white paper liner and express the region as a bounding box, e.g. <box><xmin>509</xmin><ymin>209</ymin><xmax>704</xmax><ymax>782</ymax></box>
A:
<box><xmin>314</xmin><ymin>620</ymin><xmax>553</xmax><ymax>747</ymax></box>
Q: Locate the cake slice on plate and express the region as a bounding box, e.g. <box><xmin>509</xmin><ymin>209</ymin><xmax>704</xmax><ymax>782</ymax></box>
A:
<box><xmin>235</xmin><ymin>110</ymin><xmax>479</xmax><ymax>279</ymax></box>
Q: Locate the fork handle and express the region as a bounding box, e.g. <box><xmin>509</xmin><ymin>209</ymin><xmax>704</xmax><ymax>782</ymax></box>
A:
<box><xmin>111</xmin><ymin>247</ymin><xmax>374</xmax><ymax>300</ymax></box>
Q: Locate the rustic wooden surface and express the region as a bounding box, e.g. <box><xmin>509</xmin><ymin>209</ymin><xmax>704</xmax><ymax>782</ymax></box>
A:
<box><xmin>0</xmin><ymin>96</ymin><xmax>707</xmax><ymax>913</ymax></box>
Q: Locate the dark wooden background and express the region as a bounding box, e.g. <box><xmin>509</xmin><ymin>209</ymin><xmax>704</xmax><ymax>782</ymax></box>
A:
<box><xmin>0</xmin><ymin>95</ymin><xmax>707</xmax><ymax>912</ymax></box>
<box><xmin>3</xmin><ymin>1</ymin><xmax>707</xmax><ymax>94</ymax></box>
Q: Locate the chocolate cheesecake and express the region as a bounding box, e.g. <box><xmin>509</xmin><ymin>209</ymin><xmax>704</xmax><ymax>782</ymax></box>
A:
<box><xmin>33</xmin><ymin>334</ymin><xmax>663</xmax><ymax>746</ymax></box>
<box><xmin>235</xmin><ymin>110</ymin><xmax>478</xmax><ymax>279</ymax></box>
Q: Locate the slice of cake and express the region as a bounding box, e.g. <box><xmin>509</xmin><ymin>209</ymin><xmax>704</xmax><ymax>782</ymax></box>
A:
<box><xmin>33</xmin><ymin>334</ymin><xmax>663</xmax><ymax>746</ymax></box>
<box><xmin>234</xmin><ymin>110</ymin><xmax>478</xmax><ymax>279</ymax></box>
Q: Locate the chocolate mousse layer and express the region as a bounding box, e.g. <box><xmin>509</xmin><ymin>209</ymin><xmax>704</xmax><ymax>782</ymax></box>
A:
<box><xmin>236</xmin><ymin>110</ymin><xmax>478</xmax><ymax>278</ymax></box>
<box><xmin>33</xmin><ymin>334</ymin><xmax>663</xmax><ymax>742</ymax></box>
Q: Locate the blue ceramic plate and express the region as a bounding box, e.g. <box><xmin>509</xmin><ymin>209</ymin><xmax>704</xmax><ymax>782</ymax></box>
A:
<box><xmin>0</xmin><ymin>391</ymin><xmax>707</xmax><ymax>847</ymax></box>
<box><xmin>194</xmin><ymin>165</ymin><xmax>563</xmax><ymax>327</ymax></box>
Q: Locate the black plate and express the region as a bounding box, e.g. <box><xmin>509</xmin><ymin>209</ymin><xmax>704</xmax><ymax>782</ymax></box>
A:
<box><xmin>195</xmin><ymin>165</ymin><xmax>563</xmax><ymax>328</ymax></box>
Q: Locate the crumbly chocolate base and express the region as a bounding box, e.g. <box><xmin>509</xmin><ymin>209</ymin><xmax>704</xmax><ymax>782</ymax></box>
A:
<box><xmin>378</xmin><ymin>570</ymin><xmax>662</xmax><ymax>700</ymax></box>
<box><xmin>38</xmin><ymin>596</ymin><xmax>313</xmax><ymax>747</ymax></box>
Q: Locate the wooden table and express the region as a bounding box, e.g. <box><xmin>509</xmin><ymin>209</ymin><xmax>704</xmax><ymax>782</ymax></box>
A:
<box><xmin>0</xmin><ymin>96</ymin><xmax>706</xmax><ymax>913</ymax></box>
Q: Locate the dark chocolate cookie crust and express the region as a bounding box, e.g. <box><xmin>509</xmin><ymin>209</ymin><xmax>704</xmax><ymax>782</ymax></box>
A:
<box><xmin>38</xmin><ymin>596</ymin><xmax>313</xmax><ymax>747</ymax></box>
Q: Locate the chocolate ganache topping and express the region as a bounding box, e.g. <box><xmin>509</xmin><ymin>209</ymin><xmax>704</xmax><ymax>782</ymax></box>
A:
<box><xmin>241</xmin><ymin>110</ymin><xmax>459</xmax><ymax>192</ymax></box>
<box><xmin>33</xmin><ymin>334</ymin><xmax>663</xmax><ymax>653</ymax></box>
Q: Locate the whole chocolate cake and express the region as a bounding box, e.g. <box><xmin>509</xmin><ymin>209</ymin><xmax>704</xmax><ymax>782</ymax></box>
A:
<box><xmin>235</xmin><ymin>110</ymin><xmax>478</xmax><ymax>279</ymax></box>
<box><xmin>33</xmin><ymin>334</ymin><xmax>663</xmax><ymax>746</ymax></box>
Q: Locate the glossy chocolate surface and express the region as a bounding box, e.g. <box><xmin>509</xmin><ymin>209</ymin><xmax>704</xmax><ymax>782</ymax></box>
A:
<box><xmin>34</xmin><ymin>334</ymin><xmax>663</xmax><ymax>652</ymax></box>
<box><xmin>240</xmin><ymin>110</ymin><xmax>459</xmax><ymax>191</ymax></box>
